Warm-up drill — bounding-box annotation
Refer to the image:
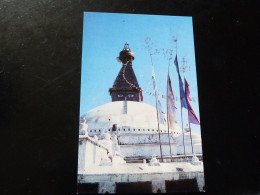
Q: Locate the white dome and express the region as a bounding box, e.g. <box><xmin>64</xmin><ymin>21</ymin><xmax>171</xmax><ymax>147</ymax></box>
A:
<box><xmin>81</xmin><ymin>101</ymin><xmax>182</xmax><ymax>135</ymax></box>
<box><xmin>176</xmin><ymin>132</ymin><xmax>201</xmax><ymax>146</ymax></box>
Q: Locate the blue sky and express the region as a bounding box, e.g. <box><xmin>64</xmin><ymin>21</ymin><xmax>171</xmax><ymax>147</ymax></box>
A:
<box><xmin>80</xmin><ymin>12</ymin><xmax>201</xmax><ymax>135</ymax></box>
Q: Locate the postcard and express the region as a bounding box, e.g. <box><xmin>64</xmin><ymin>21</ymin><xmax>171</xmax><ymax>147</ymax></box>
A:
<box><xmin>77</xmin><ymin>12</ymin><xmax>204</xmax><ymax>193</ymax></box>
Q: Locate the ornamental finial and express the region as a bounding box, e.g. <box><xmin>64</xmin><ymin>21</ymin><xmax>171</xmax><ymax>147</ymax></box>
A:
<box><xmin>123</xmin><ymin>42</ymin><xmax>130</xmax><ymax>51</ymax></box>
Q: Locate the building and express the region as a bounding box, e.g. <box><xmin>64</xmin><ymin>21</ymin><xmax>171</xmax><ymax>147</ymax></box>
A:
<box><xmin>78</xmin><ymin>43</ymin><xmax>204</xmax><ymax>193</ymax></box>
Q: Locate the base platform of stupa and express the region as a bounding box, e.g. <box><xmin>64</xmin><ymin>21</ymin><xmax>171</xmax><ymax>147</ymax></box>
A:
<box><xmin>78</xmin><ymin>161</ymin><xmax>205</xmax><ymax>193</ymax></box>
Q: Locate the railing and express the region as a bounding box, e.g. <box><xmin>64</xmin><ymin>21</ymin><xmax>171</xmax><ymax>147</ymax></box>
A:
<box><xmin>124</xmin><ymin>154</ymin><xmax>203</xmax><ymax>163</ymax></box>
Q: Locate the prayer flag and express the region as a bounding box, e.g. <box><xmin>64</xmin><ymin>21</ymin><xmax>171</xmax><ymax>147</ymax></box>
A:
<box><xmin>152</xmin><ymin>66</ymin><xmax>166</xmax><ymax>125</ymax></box>
<box><xmin>167</xmin><ymin>74</ymin><xmax>176</xmax><ymax>129</ymax></box>
<box><xmin>139</xmin><ymin>90</ymin><xmax>143</xmax><ymax>101</ymax></box>
<box><xmin>184</xmin><ymin>78</ymin><xmax>200</xmax><ymax>125</ymax></box>
<box><xmin>174</xmin><ymin>55</ymin><xmax>188</xmax><ymax>109</ymax></box>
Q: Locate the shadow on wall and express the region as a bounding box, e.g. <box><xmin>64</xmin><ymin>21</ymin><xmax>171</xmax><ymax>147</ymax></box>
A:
<box><xmin>165</xmin><ymin>179</ymin><xmax>200</xmax><ymax>193</ymax></box>
<box><xmin>116</xmin><ymin>181</ymin><xmax>152</xmax><ymax>193</ymax></box>
<box><xmin>77</xmin><ymin>179</ymin><xmax>203</xmax><ymax>194</ymax></box>
<box><xmin>77</xmin><ymin>183</ymin><xmax>99</xmax><ymax>194</ymax></box>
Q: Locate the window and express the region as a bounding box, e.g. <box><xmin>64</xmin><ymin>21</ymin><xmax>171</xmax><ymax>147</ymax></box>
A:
<box><xmin>90</xmin><ymin>130</ymin><xmax>92</xmax><ymax>132</ymax></box>
<box><xmin>129</xmin><ymin>129</ymin><xmax>130</xmax><ymax>131</ymax></box>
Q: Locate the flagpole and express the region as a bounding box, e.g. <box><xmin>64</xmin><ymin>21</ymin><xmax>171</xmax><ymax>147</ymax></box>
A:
<box><xmin>181</xmin><ymin>55</ymin><xmax>194</xmax><ymax>155</ymax></box>
<box><xmin>166</xmin><ymin>66</ymin><xmax>173</xmax><ymax>162</ymax></box>
<box><xmin>184</xmin><ymin>77</ymin><xmax>194</xmax><ymax>155</ymax></box>
<box><xmin>155</xmin><ymin>93</ymin><xmax>163</xmax><ymax>160</ymax></box>
<box><xmin>184</xmin><ymin>77</ymin><xmax>200</xmax><ymax>155</ymax></box>
<box><xmin>152</xmin><ymin>63</ymin><xmax>163</xmax><ymax>161</ymax></box>
<box><xmin>174</xmin><ymin>38</ymin><xmax>186</xmax><ymax>157</ymax></box>
<box><xmin>145</xmin><ymin>38</ymin><xmax>163</xmax><ymax>161</ymax></box>
<box><xmin>180</xmin><ymin>107</ymin><xmax>186</xmax><ymax>156</ymax></box>
<box><xmin>188</xmin><ymin>120</ymin><xmax>194</xmax><ymax>154</ymax></box>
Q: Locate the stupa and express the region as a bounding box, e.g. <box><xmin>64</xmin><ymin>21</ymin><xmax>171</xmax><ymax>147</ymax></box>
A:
<box><xmin>78</xmin><ymin>43</ymin><xmax>204</xmax><ymax>193</ymax></box>
<box><xmin>80</xmin><ymin>42</ymin><xmax>198</xmax><ymax>160</ymax></box>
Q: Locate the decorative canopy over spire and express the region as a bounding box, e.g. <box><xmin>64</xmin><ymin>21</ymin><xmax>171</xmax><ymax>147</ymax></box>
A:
<box><xmin>118</xmin><ymin>42</ymin><xmax>135</xmax><ymax>64</ymax></box>
<box><xmin>109</xmin><ymin>42</ymin><xmax>141</xmax><ymax>102</ymax></box>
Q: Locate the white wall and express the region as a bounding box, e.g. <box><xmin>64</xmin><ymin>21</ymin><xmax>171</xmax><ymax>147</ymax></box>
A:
<box><xmin>78</xmin><ymin>136</ymin><xmax>109</xmax><ymax>171</ymax></box>
<box><xmin>118</xmin><ymin>133</ymin><xmax>176</xmax><ymax>145</ymax></box>
<box><xmin>120</xmin><ymin>143</ymin><xmax>178</xmax><ymax>158</ymax></box>
<box><xmin>177</xmin><ymin>143</ymin><xmax>202</xmax><ymax>155</ymax></box>
<box><xmin>78</xmin><ymin>139</ymin><xmax>87</xmax><ymax>171</ymax></box>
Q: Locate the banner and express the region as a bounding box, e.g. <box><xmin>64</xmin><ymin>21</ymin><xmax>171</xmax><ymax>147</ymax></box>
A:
<box><xmin>152</xmin><ymin>66</ymin><xmax>166</xmax><ymax>125</ymax></box>
<box><xmin>174</xmin><ymin>55</ymin><xmax>188</xmax><ymax>109</ymax></box>
<box><xmin>167</xmin><ymin>74</ymin><xmax>176</xmax><ymax>129</ymax></box>
<box><xmin>185</xmin><ymin>78</ymin><xmax>200</xmax><ymax>125</ymax></box>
